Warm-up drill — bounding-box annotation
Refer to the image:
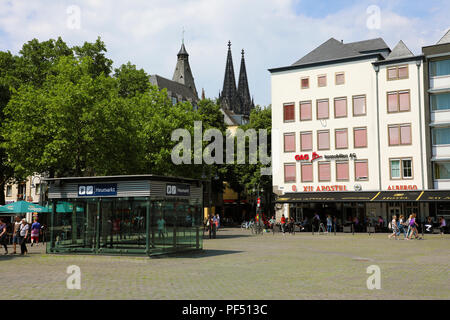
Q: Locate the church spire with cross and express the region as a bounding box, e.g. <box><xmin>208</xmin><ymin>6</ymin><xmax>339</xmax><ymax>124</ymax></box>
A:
<box><xmin>219</xmin><ymin>41</ymin><xmax>240</xmax><ymax>112</ymax></box>
<box><xmin>172</xmin><ymin>32</ymin><xmax>198</xmax><ymax>99</ymax></box>
<box><xmin>237</xmin><ymin>49</ymin><xmax>254</xmax><ymax>116</ymax></box>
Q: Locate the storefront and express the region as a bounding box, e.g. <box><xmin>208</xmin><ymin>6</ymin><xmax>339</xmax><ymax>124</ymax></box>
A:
<box><xmin>45</xmin><ymin>175</ymin><xmax>203</xmax><ymax>256</ymax></box>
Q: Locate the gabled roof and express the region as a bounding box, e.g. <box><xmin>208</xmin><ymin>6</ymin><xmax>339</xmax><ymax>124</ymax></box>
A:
<box><xmin>386</xmin><ymin>40</ymin><xmax>414</xmax><ymax>60</ymax></box>
<box><xmin>291</xmin><ymin>37</ymin><xmax>390</xmax><ymax>67</ymax></box>
<box><xmin>437</xmin><ymin>29</ymin><xmax>450</xmax><ymax>45</ymax></box>
<box><xmin>150</xmin><ymin>74</ymin><xmax>198</xmax><ymax>102</ymax></box>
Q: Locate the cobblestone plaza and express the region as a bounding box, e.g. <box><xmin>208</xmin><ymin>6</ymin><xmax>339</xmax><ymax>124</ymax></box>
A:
<box><xmin>2</xmin><ymin>228</ymin><xmax>449</xmax><ymax>300</ymax></box>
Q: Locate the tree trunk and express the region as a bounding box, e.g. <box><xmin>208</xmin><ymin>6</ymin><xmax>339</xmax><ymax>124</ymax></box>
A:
<box><xmin>0</xmin><ymin>181</ymin><xmax>5</xmax><ymax>205</ymax></box>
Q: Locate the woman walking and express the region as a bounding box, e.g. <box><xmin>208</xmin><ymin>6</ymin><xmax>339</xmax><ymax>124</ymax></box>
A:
<box><xmin>397</xmin><ymin>215</ymin><xmax>407</xmax><ymax>238</ymax></box>
<box><xmin>407</xmin><ymin>213</ymin><xmax>422</xmax><ymax>240</ymax></box>
<box><xmin>388</xmin><ymin>215</ymin><xmax>398</xmax><ymax>239</ymax></box>
<box><xmin>439</xmin><ymin>217</ymin><xmax>446</xmax><ymax>235</ymax></box>
<box><xmin>0</xmin><ymin>219</ymin><xmax>8</xmax><ymax>255</ymax></box>
<box><xmin>19</xmin><ymin>218</ymin><xmax>29</xmax><ymax>255</ymax></box>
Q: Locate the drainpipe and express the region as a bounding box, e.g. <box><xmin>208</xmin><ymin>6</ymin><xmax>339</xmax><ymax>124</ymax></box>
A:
<box><xmin>416</xmin><ymin>60</ymin><xmax>425</xmax><ymax>190</ymax></box>
<box><xmin>373</xmin><ymin>64</ymin><xmax>382</xmax><ymax>191</ymax></box>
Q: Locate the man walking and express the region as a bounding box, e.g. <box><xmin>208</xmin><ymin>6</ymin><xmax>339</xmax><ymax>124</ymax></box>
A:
<box><xmin>19</xmin><ymin>218</ymin><xmax>29</xmax><ymax>255</ymax></box>
<box><xmin>12</xmin><ymin>216</ymin><xmax>21</xmax><ymax>254</ymax></box>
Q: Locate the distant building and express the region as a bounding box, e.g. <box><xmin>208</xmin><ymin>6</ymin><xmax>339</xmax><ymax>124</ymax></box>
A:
<box><xmin>218</xmin><ymin>41</ymin><xmax>255</xmax><ymax>125</ymax></box>
<box><xmin>150</xmin><ymin>41</ymin><xmax>199</xmax><ymax>108</ymax></box>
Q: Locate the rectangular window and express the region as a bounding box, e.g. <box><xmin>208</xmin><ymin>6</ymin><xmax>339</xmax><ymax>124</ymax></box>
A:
<box><xmin>318</xmin><ymin>162</ymin><xmax>331</xmax><ymax>182</ymax></box>
<box><xmin>283</xmin><ymin>103</ymin><xmax>295</xmax><ymax>122</ymax></box>
<box><xmin>284</xmin><ymin>133</ymin><xmax>296</xmax><ymax>152</ymax></box>
<box><xmin>301</xmin><ymin>77</ymin><xmax>309</xmax><ymax>89</ymax></box>
<box><xmin>317</xmin><ymin>130</ymin><xmax>330</xmax><ymax>150</ymax></box>
<box><xmin>317</xmin><ymin>99</ymin><xmax>329</xmax><ymax>119</ymax></box>
<box><xmin>387</xmin><ymin>90</ymin><xmax>410</xmax><ymax>113</ymax></box>
<box><xmin>6</xmin><ymin>185</ymin><xmax>12</xmax><ymax>197</ymax></box>
<box><xmin>389</xmin><ymin>124</ymin><xmax>412</xmax><ymax>146</ymax></box>
<box><xmin>402</xmin><ymin>159</ymin><xmax>412</xmax><ymax>179</ymax></box>
<box><xmin>335</xmin><ymin>129</ymin><xmax>348</xmax><ymax>149</ymax></box>
<box><xmin>301</xmin><ymin>163</ymin><xmax>313</xmax><ymax>182</ymax></box>
<box><xmin>284</xmin><ymin>163</ymin><xmax>296</xmax><ymax>182</ymax></box>
<box><xmin>398</xmin><ymin>66</ymin><xmax>408</xmax><ymax>79</ymax></box>
<box><xmin>300</xmin><ymin>131</ymin><xmax>313</xmax><ymax>151</ymax></box>
<box><xmin>299</xmin><ymin>101</ymin><xmax>312</xmax><ymax>121</ymax></box>
<box><xmin>390</xmin><ymin>160</ymin><xmax>401</xmax><ymax>179</ymax></box>
<box><xmin>35</xmin><ymin>183</ymin><xmax>41</xmax><ymax>195</ymax></box>
<box><xmin>431</xmin><ymin>93</ymin><xmax>450</xmax><ymax>111</ymax></box>
<box><xmin>432</xmin><ymin>127</ymin><xmax>450</xmax><ymax>145</ymax></box>
<box><xmin>336</xmin><ymin>161</ymin><xmax>349</xmax><ymax>181</ymax></box>
<box><xmin>334</xmin><ymin>97</ymin><xmax>347</xmax><ymax>118</ymax></box>
<box><xmin>318</xmin><ymin>75</ymin><xmax>327</xmax><ymax>87</ymax></box>
<box><xmin>434</xmin><ymin>162</ymin><xmax>450</xmax><ymax>179</ymax></box>
<box><xmin>387</xmin><ymin>65</ymin><xmax>409</xmax><ymax>80</ymax></box>
<box><xmin>335</xmin><ymin>72</ymin><xmax>345</xmax><ymax>85</ymax></box>
<box><xmin>353</xmin><ymin>127</ymin><xmax>367</xmax><ymax>148</ymax></box>
<box><xmin>430</xmin><ymin>59</ymin><xmax>450</xmax><ymax>77</ymax></box>
<box><xmin>353</xmin><ymin>95</ymin><xmax>366</xmax><ymax>116</ymax></box>
<box><xmin>387</xmin><ymin>67</ymin><xmax>398</xmax><ymax>80</ymax></box>
<box><xmin>355</xmin><ymin>160</ymin><xmax>369</xmax><ymax>181</ymax></box>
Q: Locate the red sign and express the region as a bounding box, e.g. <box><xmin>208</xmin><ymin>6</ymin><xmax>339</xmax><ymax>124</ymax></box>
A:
<box><xmin>303</xmin><ymin>185</ymin><xmax>348</xmax><ymax>192</ymax></box>
<box><xmin>295</xmin><ymin>152</ymin><xmax>322</xmax><ymax>162</ymax></box>
<box><xmin>387</xmin><ymin>185</ymin><xmax>418</xmax><ymax>191</ymax></box>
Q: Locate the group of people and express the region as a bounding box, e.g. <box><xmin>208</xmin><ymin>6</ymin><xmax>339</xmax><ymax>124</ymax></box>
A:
<box><xmin>205</xmin><ymin>214</ymin><xmax>220</xmax><ymax>239</ymax></box>
<box><xmin>388</xmin><ymin>214</ymin><xmax>447</xmax><ymax>240</ymax></box>
<box><xmin>0</xmin><ymin>216</ymin><xmax>42</xmax><ymax>255</ymax></box>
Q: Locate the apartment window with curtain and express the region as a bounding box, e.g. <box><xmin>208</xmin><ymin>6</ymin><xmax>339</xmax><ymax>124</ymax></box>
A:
<box><xmin>284</xmin><ymin>133</ymin><xmax>296</xmax><ymax>152</ymax></box>
<box><xmin>318</xmin><ymin>162</ymin><xmax>331</xmax><ymax>182</ymax></box>
<box><xmin>355</xmin><ymin>160</ymin><xmax>369</xmax><ymax>181</ymax></box>
<box><xmin>284</xmin><ymin>163</ymin><xmax>296</xmax><ymax>183</ymax></box>
<box><xmin>430</xmin><ymin>59</ymin><xmax>450</xmax><ymax>77</ymax></box>
<box><xmin>335</xmin><ymin>129</ymin><xmax>348</xmax><ymax>149</ymax></box>
<box><xmin>300</xmin><ymin>131</ymin><xmax>313</xmax><ymax>151</ymax></box>
<box><xmin>318</xmin><ymin>75</ymin><xmax>327</xmax><ymax>87</ymax></box>
<box><xmin>390</xmin><ymin>158</ymin><xmax>413</xmax><ymax>179</ymax></box>
<box><xmin>430</xmin><ymin>93</ymin><xmax>450</xmax><ymax>111</ymax></box>
<box><xmin>283</xmin><ymin>103</ymin><xmax>295</xmax><ymax>122</ymax></box>
<box><xmin>6</xmin><ymin>185</ymin><xmax>12</xmax><ymax>197</ymax></box>
<box><xmin>317</xmin><ymin>99</ymin><xmax>329</xmax><ymax>119</ymax></box>
<box><xmin>301</xmin><ymin>163</ymin><xmax>313</xmax><ymax>182</ymax></box>
<box><xmin>432</xmin><ymin>127</ymin><xmax>450</xmax><ymax>145</ymax></box>
<box><xmin>387</xmin><ymin>65</ymin><xmax>409</xmax><ymax>80</ymax></box>
<box><xmin>353</xmin><ymin>127</ymin><xmax>367</xmax><ymax>148</ymax></box>
<box><xmin>335</xmin><ymin>72</ymin><xmax>345</xmax><ymax>85</ymax></box>
<box><xmin>388</xmin><ymin>124</ymin><xmax>412</xmax><ymax>146</ymax></box>
<box><xmin>317</xmin><ymin>130</ymin><xmax>330</xmax><ymax>150</ymax></box>
<box><xmin>336</xmin><ymin>161</ymin><xmax>349</xmax><ymax>181</ymax></box>
<box><xmin>434</xmin><ymin>162</ymin><xmax>450</xmax><ymax>179</ymax></box>
<box><xmin>301</xmin><ymin>77</ymin><xmax>310</xmax><ymax>89</ymax></box>
<box><xmin>352</xmin><ymin>95</ymin><xmax>366</xmax><ymax>116</ymax></box>
<box><xmin>334</xmin><ymin>97</ymin><xmax>347</xmax><ymax>118</ymax></box>
<box><xmin>387</xmin><ymin>90</ymin><xmax>410</xmax><ymax>113</ymax></box>
<box><xmin>299</xmin><ymin>101</ymin><xmax>312</xmax><ymax>121</ymax></box>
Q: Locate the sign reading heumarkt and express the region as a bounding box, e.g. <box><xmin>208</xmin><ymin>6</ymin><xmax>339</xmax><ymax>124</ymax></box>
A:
<box><xmin>78</xmin><ymin>184</ymin><xmax>117</xmax><ymax>197</ymax></box>
<box><xmin>166</xmin><ymin>184</ymin><xmax>190</xmax><ymax>196</ymax></box>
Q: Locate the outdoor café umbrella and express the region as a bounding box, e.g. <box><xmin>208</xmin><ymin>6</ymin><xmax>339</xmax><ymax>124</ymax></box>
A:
<box><xmin>0</xmin><ymin>200</ymin><xmax>49</xmax><ymax>214</ymax></box>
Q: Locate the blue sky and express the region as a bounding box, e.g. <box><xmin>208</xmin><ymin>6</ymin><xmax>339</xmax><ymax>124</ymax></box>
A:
<box><xmin>0</xmin><ymin>0</ymin><xmax>449</xmax><ymax>107</ymax></box>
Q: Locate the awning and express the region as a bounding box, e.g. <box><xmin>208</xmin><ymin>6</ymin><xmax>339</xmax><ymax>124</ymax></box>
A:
<box><xmin>277</xmin><ymin>190</ymin><xmax>450</xmax><ymax>203</ymax></box>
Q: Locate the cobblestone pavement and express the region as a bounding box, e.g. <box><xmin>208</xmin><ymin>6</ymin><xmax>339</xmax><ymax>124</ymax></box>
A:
<box><xmin>1</xmin><ymin>228</ymin><xmax>449</xmax><ymax>300</ymax></box>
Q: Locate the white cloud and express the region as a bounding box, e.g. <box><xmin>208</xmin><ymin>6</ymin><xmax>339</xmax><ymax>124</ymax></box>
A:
<box><xmin>0</xmin><ymin>0</ymin><xmax>449</xmax><ymax>106</ymax></box>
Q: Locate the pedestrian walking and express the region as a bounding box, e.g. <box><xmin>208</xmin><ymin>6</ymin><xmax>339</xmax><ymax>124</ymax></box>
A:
<box><xmin>157</xmin><ymin>216</ymin><xmax>165</xmax><ymax>239</ymax></box>
<box><xmin>19</xmin><ymin>218</ymin><xmax>29</xmax><ymax>255</ymax></box>
<box><xmin>0</xmin><ymin>218</ymin><xmax>8</xmax><ymax>255</ymax></box>
<box><xmin>397</xmin><ymin>215</ymin><xmax>407</xmax><ymax>238</ymax></box>
<box><xmin>11</xmin><ymin>216</ymin><xmax>21</xmax><ymax>254</ymax></box>
<box><xmin>439</xmin><ymin>217</ymin><xmax>446</xmax><ymax>235</ymax></box>
<box><xmin>280</xmin><ymin>214</ymin><xmax>286</xmax><ymax>234</ymax></box>
<box><xmin>388</xmin><ymin>215</ymin><xmax>398</xmax><ymax>239</ymax></box>
<box><xmin>326</xmin><ymin>215</ymin><xmax>332</xmax><ymax>233</ymax></box>
<box><xmin>215</xmin><ymin>214</ymin><xmax>220</xmax><ymax>231</ymax></box>
<box><xmin>30</xmin><ymin>218</ymin><xmax>41</xmax><ymax>246</ymax></box>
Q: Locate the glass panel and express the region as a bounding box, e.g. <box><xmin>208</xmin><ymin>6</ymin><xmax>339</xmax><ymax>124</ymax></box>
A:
<box><xmin>336</xmin><ymin>162</ymin><xmax>349</xmax><ymax>180</ymax></box>
<box><xmin>435</xmin><ymin>162</ymin><xmax>450</xmax><ymax>179</ymax></box>
<box><xmin>284</xmin><ymin>104</ymin><xmax>295</xmax><ymax>121</ymax></box>
<box><xmin>318</xmin><ymin>75</ymin><xmax>327</xmax><ymax>87</ymax></box>
<box><xmin>335</xmin><ymin>129</ymin><xmax>348</xmax><ymax>149</ymax></box>
<box><xmin>355</xmin><ymin>161</ymin><xmax>368</xmax><ymax>180</ymax></box>
<box><xmin>336</xmin><ymin>73</ymin><xmax>344</xmax><ymax>85</ymax></box>
<box><xmin>317</xmin><ymin>100</ymin><xmax>329</xmax><ymax>119</ymax></box>
<box><xmin>432</xmin><ymin>127</ymin><xmax>450</xmax><ymax>145</ymax></box>
<box><xmin>389</xmin><ymin>126</ymin><xmax>400</xmax><ymax>145</ymax></box>
<box><xmin>284</xmin><ymin>164</ymin><xmax>296</xmax><ymax>182</ymax></box>
<box><xmin>300</xmin><ymin>102</ymin><xmax>312</xmax><ymax>120</ymax></box>
<box><xmin>301</xmin><ymin>78</ymin><xmax>309</xmax><ymax>88</ymax></box>
<box><xmin>334</xmin><ymin>98</ymin><xmax>347</xmax><ymax>117</ymax></box>
<box><xmin>388</xmin><ymin>92</ymin><xmax>398</xmax><ymax>112</ymax></box>
<box><xmin>318</xmin><ymin>131</ymin><xmax>330</xmax><ymax>150</ymax></box>
<box><xmin>354</xmin><ymin>128</ymin><xmax>367</xmax><ymax>148</ymax></box>
<box><xmin>398</xmin><ymin>66</ymin><xmax>408</xmax><ymax>78</ymax></box>
<box><xmin>399</xmin><ymin>92</ymin><xmax>410</xmax><ymax>111</ymax></box>
<box><xmin>301</xmin><ymin>164</ymin><xmax>313</xmax><ymax>182</ymax></box>
<box><xmin>430</xmin><ymin>59</ymin><xmax>450</xmax><ymax>77</ymax></box>
<box><xmin>402</xmin><ymin>159</ymin><xmax>412</xmax><ymax>178</ymax></box>
<box><xmin>388</xmin><ymin>68</ymin><xmax>397</xmax><ymax>80</ymax></box>
<box><xmin>284</xmin><ymin>134</ymin><xmax>295</xmax><ymax>152</ymax></box>
<box><xmin>400</xmin><ymin>125</ymin><xmax>412</xmax><ymax>145</ymax></box>
<box><xmin>353</xmin><ymin>96</ymin><xmax>366</xmax><ymax>115</ymax></box>
<box><xmin>391</xmin><ymin>160</ymin><xmax>401</xmax><ymax>179</ymax></box>
<box><xmin>431</xmin><ymin>93</ymin><xmax>450</xmax><ymax>111</ymax></box>
<box><xmin>301</xmin><ymin>132</ymin><xmax>312</xmax><ymax>151</ymax></box>
<box><xmin>318</xmin><ymin>162</ymin><xmax>331</xmax><ymax>181</ymax></box>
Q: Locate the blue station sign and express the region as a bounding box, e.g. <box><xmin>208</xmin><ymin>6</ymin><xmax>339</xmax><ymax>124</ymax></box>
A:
<box><xmin>78</xmin><ymin>184</ymin><xmax>118</xmax><ymax>197</ymax></box>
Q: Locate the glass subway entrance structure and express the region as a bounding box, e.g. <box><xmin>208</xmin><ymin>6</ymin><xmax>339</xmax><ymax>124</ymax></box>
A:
<box><xmin>45</xmin><ymin>175</ymin><xmax>203</xmax><ymax>256</ymax></box>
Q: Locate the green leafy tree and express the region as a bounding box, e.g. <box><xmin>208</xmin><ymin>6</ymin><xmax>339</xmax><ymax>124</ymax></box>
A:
<box><xmin>114</xmin><ymin>62</ymin><xmax>151</xmax><ymax>98</ymax></box>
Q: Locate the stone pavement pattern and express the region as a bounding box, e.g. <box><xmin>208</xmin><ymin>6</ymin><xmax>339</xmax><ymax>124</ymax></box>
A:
<box><xmin>1</xmin><ymin>228</ymin><xmax>449</xmax><ymax>300</ymax></box>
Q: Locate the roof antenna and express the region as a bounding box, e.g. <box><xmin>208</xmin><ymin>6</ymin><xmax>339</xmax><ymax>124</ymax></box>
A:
<box><xmin>182</xmin><ymin>27</ymin><xmax>185</xmax><ymax>45</ymax></box>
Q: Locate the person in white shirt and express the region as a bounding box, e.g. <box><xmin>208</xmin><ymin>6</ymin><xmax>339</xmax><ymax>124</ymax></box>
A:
<box><xmin>19</xmin><ymin>219</ymin><xmax>29</xmax><ymax>255</ymax></box>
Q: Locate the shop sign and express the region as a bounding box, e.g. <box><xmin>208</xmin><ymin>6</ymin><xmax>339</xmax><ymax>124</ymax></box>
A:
<box><xmin>295</xmin><ymin>152</ymin><xmax>357</xmax><ymax>162</ymax></box>
<box><xmin>387</xmin><ymin>185</ymin><xmax>418</xmax><ymax>191</ymax></box>
<box><xmin>166</xmin><ymin>184</ymin><xmax>190</xmax><ymax>196</ymax></box>
<box><xmin>78</xmin><ymin>184</ymin><xmax>117</xmax><ymax>197</ymax></box>
<box><xmin>302</xmin><ymin>185</ymin><xmax>348</xmax><ymax>192</ymax></box>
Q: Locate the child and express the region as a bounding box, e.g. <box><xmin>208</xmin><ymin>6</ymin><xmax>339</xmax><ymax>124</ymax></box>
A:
<box><xmin>388</xmin><ymin>215</ymin><xmax>398</xmax><ymax>239</ymax></box>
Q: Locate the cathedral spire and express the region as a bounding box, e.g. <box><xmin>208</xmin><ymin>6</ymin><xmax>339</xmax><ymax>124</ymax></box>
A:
<box><xmin>220</xmin><ymin>41</ymin><xmax>239</xmax><ymax>112</ymax></box>
<box><xmin>172</xmin><ymin>40</ymin><xmax>198</xmax><ymax>98</ymax></box>
<box><xmin>237</xmin><ymin>49</ymin><xmax>253</xmax><ymax>116</ymax></box>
